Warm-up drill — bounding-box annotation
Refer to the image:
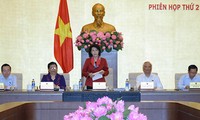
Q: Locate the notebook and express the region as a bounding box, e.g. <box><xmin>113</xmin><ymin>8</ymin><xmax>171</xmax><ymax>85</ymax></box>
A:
<box><xmin>140</xmin><ymin>82</ymin><xmax>154</xmax><ymax>89</ymax></box>
<box><xmin>40</xmin><ymin>82</ymin><xmax>54</xmax><ymax>91</ymax></box>
<box><xmin>93</xmin><ymin>82</ymin><xmax>106</xmax><ymax>89</ymax></box>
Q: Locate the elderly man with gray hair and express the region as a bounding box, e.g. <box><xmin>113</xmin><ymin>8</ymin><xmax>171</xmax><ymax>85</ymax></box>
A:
<box><xmin>136</xmin><ymin>61</ymin><xmax>163</xmax><ymax>90</ymax></box>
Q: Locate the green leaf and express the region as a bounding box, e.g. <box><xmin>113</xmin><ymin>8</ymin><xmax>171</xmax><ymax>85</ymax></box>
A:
<box><xmin>123</xmin><ymin>110</ymin><xmax>131</xmax><ymax>119</ymax></box>
<box><xmin>89</xmin><ymin>30</ymin><xmax>97</xmax><ymax>32</ymax></box>
<box><xmin>85</xmin><ymin>48</ymin><xmax>89</xmax><ymax>52</ymax></box>
<box><xmin>98</xmin><ymin>116</ymin><xmax>110</xmax><ymax>120</ymax></box>
<box><xmin>101</xmin><ymin>104</ymin><xmax>107</xmax><ymax>107</ymax></box>
<box><xmin>113</xmin><ymin>31</ymin><xmax>118</xmax><ymax>36</ymax></box>
<box><xmin>105</xmin><ymin>48</ymin><xmax>112</xmax><ymax>52</ymax></box>
<box><xmin>107</xmin><ymin>108</ymin><xmax>116</xmax><ymax>115</ymax></box>
<box><xmin>78</xmin><ymin>47</ymin><xmax>81</xmax><ymax>50</ymax></box>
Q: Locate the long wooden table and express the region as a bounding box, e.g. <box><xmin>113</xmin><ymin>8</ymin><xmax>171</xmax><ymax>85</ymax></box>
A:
<box><xmin>0</xmin><ymin>90</ymin><xmax>200</xmax><ymax>104</ymax></box>
<box><xmin>62</xmin><ymin>91</ymin><xmax>141</xmax><ymax>102</ymax></box>
<box><xmin>140</xmin><ymin>90</ymin><xmax>200</xmax><ymax>102</ymax></box>
<box><xmin>0</xmin><ymin>101</ymin><xmax>200</xmax><ymax>120</ymax></box>
<box><xmin>0</xmin><ymin>90</ymin><xmax>62</xmax><ymax>104</ymax></box>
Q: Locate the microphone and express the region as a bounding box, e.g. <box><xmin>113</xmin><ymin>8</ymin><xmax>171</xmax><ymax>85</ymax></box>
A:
<box><xmin>94</xmin><ymin>62</ymin><xmax>97</xmax><ymax>68</ymax></box>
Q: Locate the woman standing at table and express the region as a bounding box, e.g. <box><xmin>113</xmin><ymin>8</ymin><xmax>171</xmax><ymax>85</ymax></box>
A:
<box><xmin>82</xmin><ymin>44</ymin><xmax>109</xmax><ymax>89</ymax></box>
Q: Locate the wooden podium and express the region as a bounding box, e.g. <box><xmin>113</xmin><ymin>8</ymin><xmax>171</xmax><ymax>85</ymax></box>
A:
<box><xmin>81</xmin><ymin>49</ymin><xmax>118</xmax><ymax>88</ymax></box>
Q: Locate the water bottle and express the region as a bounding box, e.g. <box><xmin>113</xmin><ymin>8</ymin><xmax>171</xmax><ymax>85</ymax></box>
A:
<box><xmin>79</xmin><ymin>79</ymin><xmax>83</xmax><ymax>91</ymax></box>
<box><xmin>125</xmin><ymin>78</ymin><xmax>129</xmax><ymax>91</ymax></box>
<box><xmin>32</xmin><ymin>79</ymin><xmax>35</xmax><ymax>91</ymax></box>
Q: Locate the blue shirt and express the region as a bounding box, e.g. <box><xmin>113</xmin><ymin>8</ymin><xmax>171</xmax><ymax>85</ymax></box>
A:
<box><xmin>178</xmin><ymin>74</ymin><xmax>200</xmax><ymax>89</ymax></box>
<box><xmin>41</xmin><ymin>73</ymin><xmax>66</xmax><ymax>90</ymax></box>
<box><xmin>0</xmin><ymin>74</ymin><xmax>17</xmax><ymax>89</ymax></box>
<box><xmin>136</xmin><ymin>73</ymin><xmax>163</xmax><ymax>89</ymax></box>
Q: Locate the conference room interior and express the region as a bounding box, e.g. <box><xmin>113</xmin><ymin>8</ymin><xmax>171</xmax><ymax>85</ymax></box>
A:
<box><xmin>1</xmin><ymin>0</ymin><xmax>200</xmax><ymax>120</ymax></box>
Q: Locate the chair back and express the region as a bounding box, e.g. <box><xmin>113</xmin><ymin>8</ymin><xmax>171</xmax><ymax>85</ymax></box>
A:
<box><xmin>13</xmin><ymin>73</ymin><xmax>23</xmax><ymax>90</ymax></box>
<box><xmin>128</xmin><ymin>72</ymin><xmax>158</xmax><ymax>88</ymax></box>
<box><xmin>105</xmin><ymin>68</ymin><xmax>114</xmax><ymax>89</ymax></box>
<box><xmin>128</xmin><ymin>73</ymin><xmax>142</xmax><ymax>88</ymax></box>
<box><xmin>0</xmin><ymin>73</ymin><xmax>23</xmax><ymax>90</ymax></box>
<box><xmin>174</xmin><ymin>73</ymin><xmax>186</xmax><ymax>89</ymax></box>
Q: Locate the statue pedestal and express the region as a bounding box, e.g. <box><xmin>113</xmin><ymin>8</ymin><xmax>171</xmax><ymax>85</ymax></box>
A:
<box><xmin>81</xmin><ymin>49</ymin><xmax>118</xmax><ymax>88</ymax></box>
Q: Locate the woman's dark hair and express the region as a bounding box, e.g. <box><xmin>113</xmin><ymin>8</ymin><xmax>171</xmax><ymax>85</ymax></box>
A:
<box><xmin>48</xmin><ymin>62</ymin><xmax>57</xmax><ymax>69</ymax></box>
<box><xmin>88</xmin><ymin>44</ymin><xmax>101</xmax><ymax>57</ymax></box>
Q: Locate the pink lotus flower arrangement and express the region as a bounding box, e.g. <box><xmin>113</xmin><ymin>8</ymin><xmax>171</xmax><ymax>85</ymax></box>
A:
<box><xmin>64</xmin><ymin>96</ymin><xmax>147</xmax><ymax>120</ymax></box>
<box><xmin>75</xmin><ymin>31</ymin><xmax>124</xmax><ymax>52</ymax></box>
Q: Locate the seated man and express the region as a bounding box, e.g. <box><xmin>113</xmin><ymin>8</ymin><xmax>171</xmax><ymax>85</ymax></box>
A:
<box><xmin>0</xmin><ymin>63</ymin><xmax>17</xmax><ymax>90</ymax></box>
<box><xmin>136</xmin><ymin>61</ymin><xmax>163</xmax><ymax>90</ymax></box>
<box><xmin>41</xmin><ymin>62</ymin><xmax>66</xmax><ymax>90</ymax></box>
<box><xmin>178</xmin><ymin>65</ymin><xmax>200</xmax><ymax>90</ymax></box>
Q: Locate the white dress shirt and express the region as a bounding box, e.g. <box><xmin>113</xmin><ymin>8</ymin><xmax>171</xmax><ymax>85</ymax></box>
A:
<box><xmin>0</xmin><ymin>74</ymin><xmax>17</xmax><ymax>89</ymax></box>
<box><xmin>136</xmin><ymin>73</ymin><xmax>163</xmax><ymax>89</ymax></box>
<box><xmin>178</xmin><ymin>74</ymin><xmax>200</xmax><ymax>89</ymax></box>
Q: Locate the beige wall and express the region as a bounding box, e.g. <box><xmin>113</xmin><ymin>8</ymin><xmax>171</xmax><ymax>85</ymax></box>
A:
<box><xmin>0</xmin><ymin>0</ymin><xmax>200</xmax><ymax>89</ymax></box>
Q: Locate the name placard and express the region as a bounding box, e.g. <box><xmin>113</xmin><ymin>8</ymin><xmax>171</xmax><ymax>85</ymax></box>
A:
<box><xmin>141</xmin><ymin>82</ymin><xmax>154</xmax><ymax>89</ymax></box>
<box><xmin>93</xmin><ymin>82</ymin><xmax>106</xmax><ymax>89</ymax></box>
<box><xmin>190</xmin><ymin>82</ymin><xmax>200</xmax><ymax>88</ymax></box>
<box><xmin>40</xmin><ymin>82</ymin><xmax>54</xmax><ymax>90</ymax></box>
<box><xmin>0</xmin><ymin>83</ymin><xmax>4</xmax><ymax>90</ymax></box>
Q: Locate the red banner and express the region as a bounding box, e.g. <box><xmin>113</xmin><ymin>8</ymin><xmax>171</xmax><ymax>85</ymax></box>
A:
<box><xmin>54</xmin><ymin>0</ymin><xmax>73</xmax><ymax>73</ymax></box>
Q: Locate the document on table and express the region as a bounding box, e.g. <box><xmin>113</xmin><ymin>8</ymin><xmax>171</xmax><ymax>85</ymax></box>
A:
<box><xmin>92</xmin><ymin>72</ymin><xmax>103</xmax><ymax>81</ymax></box>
